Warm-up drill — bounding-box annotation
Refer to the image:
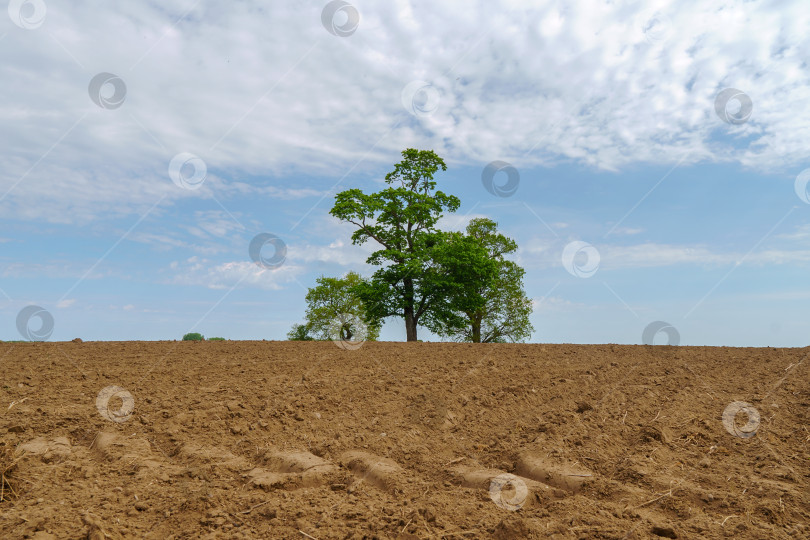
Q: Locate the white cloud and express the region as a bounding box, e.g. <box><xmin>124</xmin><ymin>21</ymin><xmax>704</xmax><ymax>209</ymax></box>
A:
<box><xmin>2</xmin><ymin>0</ymin><xmax>808</xmax><ymax>223</ymax></box>
<box><xmin>181</xmin><ymin>210</ymin><xmax>246</xmax><ymax>240</ymax></box>
<box><xmin>532</xmin><ymin>295</ymin><xmax>587</xmax><ymax>311</ymax></box>
<box><xmin>519</xmin><ymin>238</ymin><xmax>554</xmax><ymax>255</ymax></box>
<box><xmin>603</xmin><ymin>243</ymin><xmax>810</xmax><ymax>268</ymax></box>
<box><xmin>289</xmin><ymin>241</ymin><xmax>372</xmax><ymax>266</ymax></box>
<box><xmin>168</xmin><ymin>257</ymin><xmax>304</xmax><ymax>291</ymax></box>
<box><xmin>246</xmin><ymin>185</ymin><xmax>325</xmax><ymax>200</ymax></box>
<box><xmin>601</xmin><ymin>243</ymin><xmax>730</xmax><ymax>268</ymax></box>
<box><xmin>776</xmin><ymin>223</ymin><xmax>810</xmax><ymax>242</ymax></box>
<box><xmin>749</xmin><ymin>249</ymin><xmax>810</xmax><ymax>265</ymax></box>
<box><xmin>0</xmin><ymin>261</ymin><xmax>111</xmax><ymax>280</ymax></box>
<box><xmin>436</xmin><ymin>212</ymin><xmax>491</xmax><ymax>232</ymax></box>
<box><xmin>520</xmin><ymin>238</ymin><xmax>810</xmax><ymax>271</ymax></box>
<box><xmin>610</xmin><ymin>227</ymin><xmax>644</xmax><ymax>235</ymax></box>
<box><xmin>56</xmin><ymin>299</ymin><xmax>76</xmax><ymax>309</ymax></box>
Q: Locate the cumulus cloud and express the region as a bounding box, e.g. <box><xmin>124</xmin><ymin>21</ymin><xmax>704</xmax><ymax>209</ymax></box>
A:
<box><xmin>168</xmin><ymin>256</ymin><xmax>304</xmax><ymax>290</ymax></box>
<box><xmin>519</xmin><ymin>238</ymin><xmax>810</xmax><ymax>271</ymax></box>
<box><xmin>436</xmin><ymin>212</ymin><xmax>492</xmax><ymax>232</ymax></box>
<box><xmin>2</xmin><ymin>0</ymin><xmax>809</xmax><ymax>224</ymax></box>
<box><xmin>289</xmin><ymin>240</ymin><xmax>373</xmax><ymax>266</ymax></box>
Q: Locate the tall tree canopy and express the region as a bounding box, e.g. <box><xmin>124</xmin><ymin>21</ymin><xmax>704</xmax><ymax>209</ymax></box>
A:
<box><xmin>330</xmin><ymin>149</ymin><xmax>460</xmax><ymax>341</ymax></box>
<box><xmin>431</xmin><ymin>218</ymin><xmax>534</xmax><ymax>343</ymax></box>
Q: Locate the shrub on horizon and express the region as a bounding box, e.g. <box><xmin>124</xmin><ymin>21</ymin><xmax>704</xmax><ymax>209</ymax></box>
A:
<box><xmin>182</xmin><ymin>332</ymin><xmax>204</xmax><ymax>341</ymax></box>
<box><xmin>209</xmin><ymin>337</ymin><xmax>226</xmax><ymax>341</ymax></box>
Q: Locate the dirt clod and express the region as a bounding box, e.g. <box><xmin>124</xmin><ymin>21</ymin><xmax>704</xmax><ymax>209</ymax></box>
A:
<box><xmin>652</xmin><ymin>525</ymin><xmax>678</xmax><ymax>538</ymax></box>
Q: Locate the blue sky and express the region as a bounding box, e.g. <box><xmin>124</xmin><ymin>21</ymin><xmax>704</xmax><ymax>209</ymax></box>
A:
<box><xmin>2</xmin><ymin>0</ymin><xmax>810</xmax><ymax>345</ymax></box>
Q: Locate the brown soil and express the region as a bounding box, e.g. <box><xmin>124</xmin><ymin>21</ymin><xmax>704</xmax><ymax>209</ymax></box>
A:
<box><xmin>1</xmin><ymin>341</ymin><xmax>808</xmax><ymax>539</ymax></box>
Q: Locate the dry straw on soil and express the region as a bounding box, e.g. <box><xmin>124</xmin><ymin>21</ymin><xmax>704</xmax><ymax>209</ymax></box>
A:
<box><xmin>0</xmin><ymin>443</ymin><xmax>23</xmax><ymax>503</ymax></box>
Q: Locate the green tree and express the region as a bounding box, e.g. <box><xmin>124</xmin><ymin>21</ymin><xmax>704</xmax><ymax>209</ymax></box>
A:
<box><xmin>423</xmin><ymin>230</ymin><xmax>500</xmax><ymax>337</ymax></box>
<box><xmin>301</xmin><ymin>271</ymin><xmax>381</xmax><ymax>341</ymax></box>
<box><xmin>330</xmin><ymin>149</ymin><xmax>460</xmax><ymax>341</ymax></box>
<box><xmin>433</xmin><ymin>218</ymin><xmax>534</xmax><ymax>343</ymax></box>
<box><xmin>286</xmin><ymin>323</ymin><xmax>315</xmax><ymax>341</ymax></box>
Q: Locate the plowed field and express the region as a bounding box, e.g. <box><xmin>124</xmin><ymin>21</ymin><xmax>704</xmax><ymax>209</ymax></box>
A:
<box><xmin>1</xmin><ymin>341</ymin><xmax>808</xmax><ymax>539</ymax></box>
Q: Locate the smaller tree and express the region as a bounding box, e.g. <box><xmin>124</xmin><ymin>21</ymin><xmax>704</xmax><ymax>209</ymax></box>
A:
<box><xmin>286</xmin><ymin>323</ymin><xmax>315</xmax><ymax>341</ymax></box>
<box><xmin>422</xmin><ymin>230</ymin><xmax>500</xmax><ymax>335</ymax></box>
<box><xmin>432</xmin><ymin>218</ymin><xmax>534</xmax><ymax>343</ymax></box>
<box><xmin>302</xmin><ymin>271</ymin><xmax>382</xmax><ymax>341</ymax></box>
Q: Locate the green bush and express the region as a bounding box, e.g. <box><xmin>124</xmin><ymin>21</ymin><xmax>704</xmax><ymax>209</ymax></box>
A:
<box><xmin>208</xmin><ymin>337</ymin><xmax>226</xmax><ymax>341</ymax></box>
<box><xmin>182</xmin><ymin>332</ymin><xmax>204</xmax><ymax>341</ymax></box>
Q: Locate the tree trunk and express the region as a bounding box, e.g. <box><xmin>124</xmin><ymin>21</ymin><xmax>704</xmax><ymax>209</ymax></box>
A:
<box><xmin>405</xmin><ymin>309</ymin><xmax>418</xmax><ymax>341</ymax></box>
<box><xmin>404</xmin><ymin>277</ymin><xmax>418</xmax><ymax>341</ymax></box>
<box><xmin>471</xmin><ymin>314</ymin><xmax>481</xmax><ymax>343</ymax></box>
